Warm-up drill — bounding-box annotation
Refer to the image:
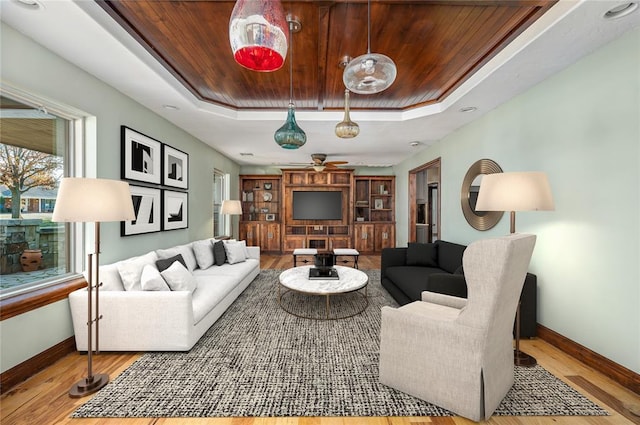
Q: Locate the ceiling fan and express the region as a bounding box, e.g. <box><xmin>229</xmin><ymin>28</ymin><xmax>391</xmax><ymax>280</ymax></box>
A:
<box><xmin>306</xmin><ymin>154</ymin><xmax>348</xmax><ymax>172</ymax></box>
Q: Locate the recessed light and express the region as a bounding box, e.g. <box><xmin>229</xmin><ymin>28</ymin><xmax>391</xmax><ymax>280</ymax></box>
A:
<box><xmin>459</xmin><ymin>106</ymin><xmax>477</xmax><ymax>113</ymax></box>
<box><xmin>162</xmin><ymin>104</ymin><xmax>179</xmax><ymax>110</ymax></box>
<box><xmin>409</xmin><ymin>141</ymin><xmax>421</xmax><ymax>147</ymax></box>
<box><xmin>604</xmin><ymin>2</ymin><xmax>638</xmax><ymax>19</ymax></box>
<box><xmin>13</xmin><ymin>0</ymin><xmax>43</xmax><ymax>9</ymax></box>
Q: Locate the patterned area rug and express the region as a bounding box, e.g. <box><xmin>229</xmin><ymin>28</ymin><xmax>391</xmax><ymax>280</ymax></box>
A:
<box><xmin>73</xmin><ymin>269</ymin><xmax>608</xmax><ymax>418</ymax></box>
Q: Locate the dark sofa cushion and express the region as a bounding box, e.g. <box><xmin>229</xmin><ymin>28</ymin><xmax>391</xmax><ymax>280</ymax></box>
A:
<box><xmin>436</xmin><ymin>240</ymin><xmax>467</xmax><ymax>273</ymax></box>
<box><xmin>406</xmin><ymin>242</ymin><xmax>438</xmax><ymax>267</ymax></box>
<box><xmin>386</xmin><ymin>266</ymin><xmax>444</xmax><ymax>302</ymax></box>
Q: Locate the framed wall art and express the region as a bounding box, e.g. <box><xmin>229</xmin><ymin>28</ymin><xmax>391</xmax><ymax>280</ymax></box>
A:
<box><xmin>121</xmin><ymin>126</ymin><xmax>162</xmax><ymax>185</ymax></box>
<box><xmin>163</xmin><ymin>190</ymin><xmax>188</xmax><ymax>231</ymax></box>
<box><xmin>163</xmin><ymin>145</ymin><xmax>189</xmax><ymax>189</ymax></box>
<box><xmin>122</xmin><ymin>185</ymin><xmax>162</xmax><ymax>236</ymax></box>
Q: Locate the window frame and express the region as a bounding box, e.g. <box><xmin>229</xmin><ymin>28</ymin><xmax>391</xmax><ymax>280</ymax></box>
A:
<box><xmin>213</xmin><ymin>169</ymin><xmax>230</xmax><ymax>238</ymax></box>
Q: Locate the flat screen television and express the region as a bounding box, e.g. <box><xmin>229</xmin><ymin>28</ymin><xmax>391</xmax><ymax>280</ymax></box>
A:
<box><xmin>292</xmin><ymin>191</ymin><xmax>342</xmax><ymax>220</ymax></box>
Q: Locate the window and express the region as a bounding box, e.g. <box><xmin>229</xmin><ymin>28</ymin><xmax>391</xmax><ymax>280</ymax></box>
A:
<box><xmin>213</xmin><ymin>170</ymin><xmax>228</xmax><ymax>237</ymax></box>
<box><xmin>0</xmin><ymin>94</ymin><xmax>80</xmax><ymax>299</ymax></box>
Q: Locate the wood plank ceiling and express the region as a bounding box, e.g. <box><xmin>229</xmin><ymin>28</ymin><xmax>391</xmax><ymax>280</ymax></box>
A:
<box><xmin>101</xmin><ymin>0</ymin><xmax>556</xmax><ymax>112</ymax></box>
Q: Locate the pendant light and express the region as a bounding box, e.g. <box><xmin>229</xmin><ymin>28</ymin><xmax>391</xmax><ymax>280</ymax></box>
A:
<box><xmin>274</xmin><ymin>15</ymin><xmax>306</xmax><ymax>150</ymax></box>
<box><xmin>343</xmin><ymin>0</ymin><xmax>397</xmax><ymax>94</ymax></box>
<box><xmin>229</xmin><ymin>0</ymin><xmax>288</xmax><ymax>72</ymax></box>
<box><xmin>335</xmin><ymin>89</ymin><xmax>360</xmax><ymax>138</ymax></box>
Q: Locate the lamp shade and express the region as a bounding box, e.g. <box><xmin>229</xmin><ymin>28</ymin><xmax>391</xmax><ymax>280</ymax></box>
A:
<box><xmin>221</xmin><ymin>200</ymin><xmax>242</xmax><ymax>215</ymax></box>
<box><xmin>475</xmin><ymin>172</ymin><xmax>555</xmax><ymax>212</ymax></box>
<box><xmin>343</xmin><ymin>53</ymin><xmax>397</xmax><ymax>95</ymax></box>
<box><xmin>229</xmin><ymin>0</ymin><xmax>288</xmax><ymax>72</ymax></box>
<box><xmin>274</xmin><ymin>103</ymin><xmax>307</xmax><ymax>149</ymax></box>
<box><xmin>52</xmin><ymin>178</ymin><xmax>135</xmax><ymax>223</ymax></box>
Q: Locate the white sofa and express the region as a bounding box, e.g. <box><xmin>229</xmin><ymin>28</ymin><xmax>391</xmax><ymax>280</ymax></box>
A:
<box><xmin>68</xmin><ymin>239</ymin><xmax>260</xmax><ymax>352</ymax></box>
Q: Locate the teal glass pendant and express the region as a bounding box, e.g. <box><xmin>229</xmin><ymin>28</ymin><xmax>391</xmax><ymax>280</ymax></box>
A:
<box><xmin>274</xmin><ymin>103</ymin><xmax>306</xmax><ymax>149</ymax></box>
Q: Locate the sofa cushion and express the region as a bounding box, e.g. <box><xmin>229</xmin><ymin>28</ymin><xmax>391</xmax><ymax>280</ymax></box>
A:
<box><xmin>116</xmin><ymin>251</ymin><xmax>158</xmax><ymax>291</ymax></box>
<box><xmin>436</xmin><ymin>240</ymin><xmax>467</xmax><ymax>274</ymax></box>
<box><xmin>192</xmin><ymin>239</ymin><xmax>216</xmax><ymax>269</ymax></box>
<box><xmin>213</xmin><ymin>241</ymin><xmax>227</xmax><ymax>266</ymax></box>
<box><xmin>140</xmin><ymin>264</ymin><xmax>170</xmax><ymax>291</ymax></box>
<box><xmin>191</xmin><ymin>275</ymin><xmax>239</xmax><ymax>324</ymax></box>
<box><xmin>96</xmin><ymin>263</ymin><xmax>125</xmax><ymax>291</ymax></box>
<box><xmin>406</xmin><ymin>242</ymin><xmax>438</xmax><ymax>267</ymax></box>
<box><xmin>386</xmin><ymin>266</ymin><xmax>445</xmax><ymax>302</ymax></box>
<box><xmin>156</xmin><ymin>254</ymin><xmax>187</xmax><ymax>273</ymax></box>
<box><xmin>156</xmin><ymin>244</ymin><xmax>197</xmax><ymax>272</ymax></box>
<box><xmin>223</xmin><ymin>241</ymin><xmax>247</xmax><ymax>264</ymax></box>
<box><xmin>160</xmin><ymin>261</ymin><xmax>197</xmax><ymax>293</ymax></box>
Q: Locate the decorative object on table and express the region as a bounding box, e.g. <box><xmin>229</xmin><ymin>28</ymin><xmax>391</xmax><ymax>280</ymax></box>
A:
<box><xmin>52</xmin><ymin>177</ymin><xmax>135</xmax><ymax>398</ymax></box>
<box><xmin>121</xmin><ymin>126</ymin><xmax>161</xmax><ymax>185</ymax></box>
<box><xmin>461</xmin><ymin>159</ymin><xmax>504</xmax><ymax>230</ymax></box>
<box><xmin>476</xmin><ymin>171</ymin><xmax>554</xmax><ymax>367</ymax></box>
<box><xmin>229</xmin><ymin>0</ymin><xmax>288</xmax><ymax>72</ymax></box>
<box><xmin>221</xmin><ymin>199</ymin><xmax>242</xmax><ymax>238</ymax></box>
<box><xmin>122</xmin><ymin>185</ymin><xmax>161</xmax><ymax>236</ymax></box>
<box><xmin>342</xmin><ymin>0</ymin><xmax>397</xmax><ymax>94</ymax></box>
<box><xmin>274</xmin><ymin>15</ymin><xmax>306</xmax><ymax>149</ymax></box>
<box><xmin>335</xmin><ymin>88</ymin><xmax>359</xmax><ymax>138</ymax></box>
<box><xmin>374</xmin><ymin>198</ymin><xmax>384</xmax><ymax>209</ymax></box>
<box><xmin>262</xmin><ymin>192</ymin><xmax>272</xmax><ymax>202</ymax></box>
<box><xmin>162</xmin><ymin>144</ymin><xmax>188</xmax><ymax>189</ymax></box>
<box><xmin>263</xmin><ymin>183</ymin><xmax>272</xmax><ymax>190</ymax></box>
<box><xmin>260</xmin><ymin>207</ymin><xmax>269</xmax><ymax>213</ymax></box>
<box><xmin>163</xmin><ymin>190</ymin><xmax>189</xmax><ymax>231</ymax></box>
<box><xmin>20</xmin><ymin>249</ymin><xmax>42</xmax><ymax>272</ymax></box>
<box><xmin>265</xmin><ymin>213</ymin><xmax>276</xmax><ymax>221</ymax></box>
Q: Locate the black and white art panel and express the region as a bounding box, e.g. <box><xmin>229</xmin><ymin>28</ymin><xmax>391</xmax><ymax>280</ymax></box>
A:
<box><xmin>122</xmin><ymin>185</ymin><xmax>162</xmax><ymax>236</ymax></box>
<box><xmin>163</xmin><ymin>190</ymin><xmax>188</xmax><ymax>230</ymax></box>
<box><xmin>163</xmin><ymin>145</ymin><xmax>189</xmax><ymax>189</ymax></box>
<box><xmin>121</xmin><ymin>126</ymin><xmax>162</xmax><ymax>185</ymax></box>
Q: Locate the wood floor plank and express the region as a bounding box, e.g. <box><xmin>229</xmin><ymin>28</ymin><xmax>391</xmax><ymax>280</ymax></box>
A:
<box><xmin>2</xmin><ymin>255</ymin><xmax>639</xmax><ymax>425</ymax></box>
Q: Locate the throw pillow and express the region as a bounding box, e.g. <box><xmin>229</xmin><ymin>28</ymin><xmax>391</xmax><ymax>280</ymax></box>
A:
<box><xmin>160</xmin><ymin>261</ymin><xmax>197</xmax><ymax>293</ymax></box>
<box><xmin>406</xmin><ymin>242</ymin><xmax>438</xmax><ymax>267</ymax></box>
<box><xmin>224</xmin><ymin>241</ymin><xmax>247</xmax><ymax>265</ymax></box>
<box><xmin>95</xmin><ymin>263</ymin><xmax>125</xmax><ymax>291</ymax></box>
<box><xmin>192</xmin><ymin>239</ymin><xmax>215</xmax><ymax>269</ymax></box>
<box><xmin>116</xmin><ymin>251</ymin><xmax>158</xmax><ymax>291</ymax></box>
<box><xmin>140</xmin><ymin>264</ymin><xmax>170</xmax><ymax>291</ymax></box>
<box><xmin>454</xmin><ymin>265</ymin><xmax>465</xmax><ymax>275</ymax></box>
<box><xmin>155</xmin><ymin>254</ymin><xmax>187</xmax><ymax>273</ymax></box>
<box><xmin>156</xmin><ymin>244</ymin><xmax>197</xmax><ymax>271</ymax></box>
<box><xmin>213</xmin><ymin>240</ymin><xmax>226</xmax><ymax>266</ymax></box>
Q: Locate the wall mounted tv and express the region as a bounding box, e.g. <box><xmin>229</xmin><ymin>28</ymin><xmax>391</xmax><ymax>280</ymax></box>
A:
<box><xmin>292</xmin><ymin>191</ymin><xmax>342</xmax><ymax>220</ymax></box>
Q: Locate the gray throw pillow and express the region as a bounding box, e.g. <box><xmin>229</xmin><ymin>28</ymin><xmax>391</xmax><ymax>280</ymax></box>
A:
<box><xmin>213</xmin><ymin>241</ymin><xmax>226</xmax><ymax>266</ymax></box>
<box><xmin>406</xmin><ymin>242</ymin><xmax>438</xmax><ymax>267</ymax></box>
<box><xmin>156</xmin><ymin>254</ymin><xmax>187</xmax><ymax>273</ymax></box>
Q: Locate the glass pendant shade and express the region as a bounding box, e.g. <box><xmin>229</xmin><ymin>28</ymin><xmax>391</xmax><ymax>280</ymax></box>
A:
<box><xmin>343</xmin><ymin>53</ymin><xmax>397</xmax><ymax>94</ymax></box>
<box><xmin>335</xmin><ymin>89</ymin><xmax>360</xmax><ymax>138</ymax></box>
<box><xmin>274</xmin><ymin>103</ymin><xmax>307</xmax><ymax>149</ymax></box>
<box><xmin>229</xmin><ymin>0</ymin><xmax>288</xmax><ymax>72</ymax></box>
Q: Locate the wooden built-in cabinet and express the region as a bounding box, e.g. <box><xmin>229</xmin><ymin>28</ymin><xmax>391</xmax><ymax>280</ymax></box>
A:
<box><xmin>240</xmin><ymin>171</ymin><xmax>395</xmax><ymax>253</ymax></box>
<box><xmin>239</xmin><ymin>175</ymin><xmax>282</xmax><ymax>253</ymax></box>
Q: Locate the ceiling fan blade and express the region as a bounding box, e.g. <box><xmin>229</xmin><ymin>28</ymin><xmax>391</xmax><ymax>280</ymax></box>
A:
<box><xmin>325</xmin><ymin>161</ymin><xmax>348</xmax><ymax>166</ymax></box>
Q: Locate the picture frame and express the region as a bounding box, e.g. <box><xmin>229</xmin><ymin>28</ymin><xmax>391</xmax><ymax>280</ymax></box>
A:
<box><xmin>265</xmin><ymin>213</ymin><xmax>275</xmax><ymax>221</ymax></box>
<box><xmin>122</xmin><ymin>185</ymin><xmax>162</xmax><ymax>236</ymax></box>
<box><xmin>163</xmin><ymin>190</ymin><xmax>188</xmax><ymax>231</ymax></box>
<box><xmin>121</xmin><ymin>126</ymin><xmax>162</xmax><ymax>185</ymax></box>
<box><xmin>163</xmin><ymin>144</ymin><xmax>189</xmax><ymax>189</ymax></box>
<box><xmin>374</xmin><ymin>198</ymin><xmax>384</xmax><ymax>210</ymax></box>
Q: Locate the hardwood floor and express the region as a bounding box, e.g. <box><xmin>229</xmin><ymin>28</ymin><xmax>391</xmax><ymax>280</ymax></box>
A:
<box><xmin>2</xmin><ymin>254</ymin><xmax>639</xmax><ymax>425</ymax></box>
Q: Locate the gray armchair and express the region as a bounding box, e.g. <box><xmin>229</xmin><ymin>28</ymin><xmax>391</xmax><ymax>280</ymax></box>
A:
<box><xmin>379</xmin><ymin>234</ymin><xmax>536</xmax><ymax>421</ymax></box>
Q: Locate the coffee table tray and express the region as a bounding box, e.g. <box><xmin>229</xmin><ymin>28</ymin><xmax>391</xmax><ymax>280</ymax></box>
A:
<box><xmin>309</xmin><ymin>267</ymin><xmax>339</xmax><ymax>280</ymax></box>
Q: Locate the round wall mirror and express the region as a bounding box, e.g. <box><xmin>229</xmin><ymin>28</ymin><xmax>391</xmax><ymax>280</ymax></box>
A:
<box><xmin>461</xmin><ymin>159</ymin><xmax>503</xmax><ymax>230</ymax></box>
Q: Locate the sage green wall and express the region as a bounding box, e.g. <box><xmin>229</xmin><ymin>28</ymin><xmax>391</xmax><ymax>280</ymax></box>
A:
<box><xmin>393</xmin><ymin>28</ymin><xmax>639</xmax><ymax>373</ymax></box>
<box><xmin>0</xmin><ymin>22</ymin><xmax>239</xmax><ymax>372</ymax></box>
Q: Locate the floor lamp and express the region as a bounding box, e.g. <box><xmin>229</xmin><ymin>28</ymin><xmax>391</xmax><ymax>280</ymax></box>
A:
<box><xmin>52</xmin><ymin>178</ymin><xmax>135</xmax><ymax>397</ymax></box>
<box><xmin>221</xmin><ymin>200</ymin><xmax>242</xmax><ymax>239</ymax></box>
<box><xmin>475</xmin><ymin>171</ymin><xmax>554</xmax><ymax>366</ymax></box>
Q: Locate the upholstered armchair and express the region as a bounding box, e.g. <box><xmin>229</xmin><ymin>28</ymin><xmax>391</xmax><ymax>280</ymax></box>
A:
<box><xmin>379</xmin><ymin>233</ymin><xmax>536</xmax><ymax>421</ymax></box>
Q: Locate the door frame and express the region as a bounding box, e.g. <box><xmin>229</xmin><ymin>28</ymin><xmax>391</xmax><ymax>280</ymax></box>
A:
<box><xmin>408</xmin><ymin>157</ymin><xmax>441</xmax><ymax>243</ymax></box>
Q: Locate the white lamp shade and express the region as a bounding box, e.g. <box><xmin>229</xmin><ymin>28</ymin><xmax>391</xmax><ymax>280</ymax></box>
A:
<box><xmin>52</xmin><ymin>178</ymin><xmax>135</xmax><ymax>223</ymax></box>
<box><xmin>221</xmin><ymin>200</ymin><xmax>242</xmax><ymax>215</ymax></box>
<box><xmin>475</xmin><ymin>172</ymin><xmax>555</xmax><ymax>212</ymax></box>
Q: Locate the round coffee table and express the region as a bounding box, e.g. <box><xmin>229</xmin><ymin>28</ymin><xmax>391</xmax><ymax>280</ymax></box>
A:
<box><xmin>278</xmin><ymin>265</ymin><xmax>368</xmax><ymax>320</ymax></box>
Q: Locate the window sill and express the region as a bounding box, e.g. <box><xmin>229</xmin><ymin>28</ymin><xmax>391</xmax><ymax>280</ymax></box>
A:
<box><xmin>0</xmin><ymin>276</ymin><xmax>86</xmax><ymax>321</ymax></box>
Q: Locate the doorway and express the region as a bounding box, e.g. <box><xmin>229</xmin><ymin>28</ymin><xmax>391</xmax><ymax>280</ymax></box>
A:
<box><xmin>409</xmin><ymin>158</ymin><xmax>441</xmax><ymax>243</ymax></box>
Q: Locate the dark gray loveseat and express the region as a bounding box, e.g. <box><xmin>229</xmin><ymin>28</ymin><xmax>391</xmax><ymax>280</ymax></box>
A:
<box><xmin>381</xmin><ymin>240</ymin><xmax>537</xmax><ymax>338</ymax></box>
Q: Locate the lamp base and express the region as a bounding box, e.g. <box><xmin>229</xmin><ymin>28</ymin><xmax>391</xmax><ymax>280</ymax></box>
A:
<box><xmin>69</xmin><ymin>373</ymin><xmax>109</xmax><ymax>398</ymax></box>
<box><xmin>514</xmin><ymin>349</ymin><xmax>537</xmax><ymax>367</ymax></box>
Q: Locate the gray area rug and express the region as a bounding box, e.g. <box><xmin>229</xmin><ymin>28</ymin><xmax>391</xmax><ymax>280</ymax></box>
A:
<box><xmin>73</xmin><ymin>269</ymin><xmax>608</xmax><ymax>418</ymax></box>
